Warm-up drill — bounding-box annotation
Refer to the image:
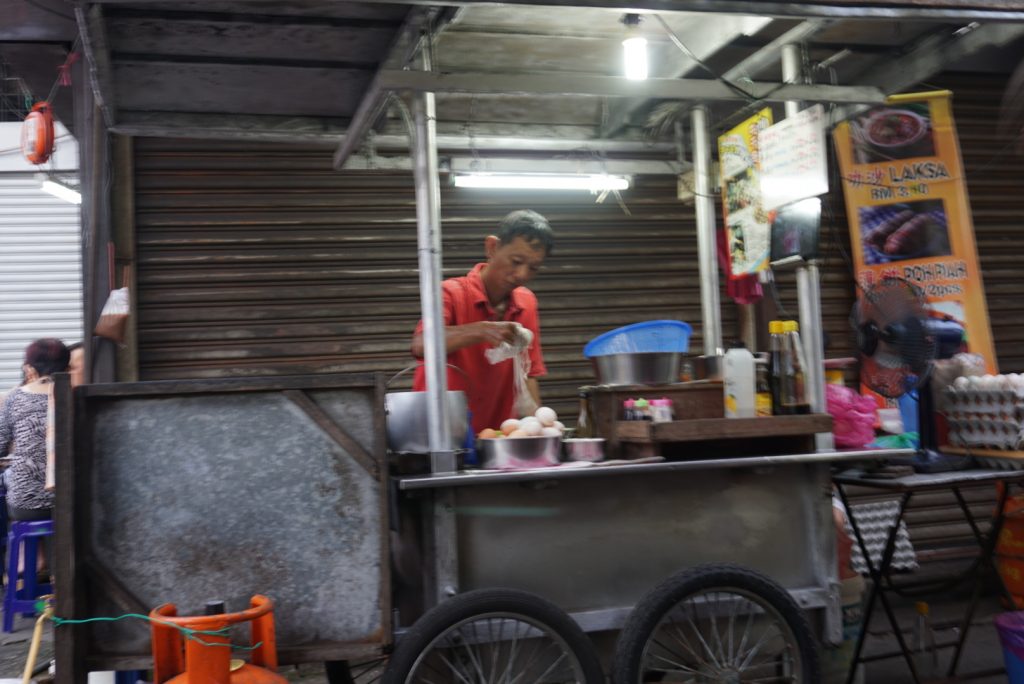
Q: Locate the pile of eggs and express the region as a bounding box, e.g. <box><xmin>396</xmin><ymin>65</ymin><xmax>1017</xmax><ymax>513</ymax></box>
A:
<box><xmin>478</xmin><ymin>406</ymin><xmax>566</xmax><ymax>439</ymax></box>
<box><xmin>946</xmin><ymin>374</ymin><xmax>1024</xmax><ymax>451</ymax></box>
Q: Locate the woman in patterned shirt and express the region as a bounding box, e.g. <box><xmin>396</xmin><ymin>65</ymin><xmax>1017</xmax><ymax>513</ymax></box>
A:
<box><xmin>0</xmin><ymin>338</ymin><xmax>70</xmax><ymax>521</ymax></box>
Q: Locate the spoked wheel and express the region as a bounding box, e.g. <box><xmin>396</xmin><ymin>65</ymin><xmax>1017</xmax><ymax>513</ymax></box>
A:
<box><xmin>382</xmin><ymin>588</ymin><xmax>604</xmax><ymax>684</ymax></box>
<box><xmin>613</xmin><ymin>564</ymin><xmax>820</xmax><ymax>684</ymax></box>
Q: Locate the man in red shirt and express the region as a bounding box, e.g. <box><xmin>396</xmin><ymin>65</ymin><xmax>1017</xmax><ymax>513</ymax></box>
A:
<box><xmin>411</xmin><ymin>210</ymin><xmax>552</xmax><ymax>434</ymax></box>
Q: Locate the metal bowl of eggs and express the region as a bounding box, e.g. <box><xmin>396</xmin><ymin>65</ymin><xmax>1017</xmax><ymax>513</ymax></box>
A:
<box><xmin>477</xmin><ymin>411</ymin><xmax>564</xmax><ymax>469</ymax></box>
<box><xmin>478</xmin><ymin>435</ymin><xmax>562</xmax><ymax>469</ymax></box>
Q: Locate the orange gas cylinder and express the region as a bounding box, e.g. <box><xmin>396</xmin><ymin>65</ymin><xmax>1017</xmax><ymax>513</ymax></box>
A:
<box><xmin>150</xmin><ymin>595</ymin><xmax>288</xmax><ymax>684</ymax></box>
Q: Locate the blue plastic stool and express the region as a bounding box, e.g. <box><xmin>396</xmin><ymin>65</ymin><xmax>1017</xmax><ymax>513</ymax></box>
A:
<box><xmin>3</xmin><ymin>519</ymin><xmax>53</xmax><ymax>632</ymax></box>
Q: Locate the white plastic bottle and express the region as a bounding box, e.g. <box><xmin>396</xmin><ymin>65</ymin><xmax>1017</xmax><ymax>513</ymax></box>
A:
<box><xmin>724</xmin><ymin>341</ymin><xmax>756</xmax><ymax>418</ymax></box>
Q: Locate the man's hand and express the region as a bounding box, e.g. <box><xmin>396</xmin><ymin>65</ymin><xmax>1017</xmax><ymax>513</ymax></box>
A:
<box><xmin>411</xmin><ymin>321</ymin><xmax>520</xmax><ymax>358</ymax></box>
<box><xmin>470</xmin><ymin>321</ymin><xmax>519</xmax><ymax>346</ymax></box>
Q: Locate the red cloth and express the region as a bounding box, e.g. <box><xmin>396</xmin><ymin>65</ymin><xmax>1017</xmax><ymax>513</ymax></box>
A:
<box><xmin>716</xmin><ymin>227</ymin><xmax>763</xmax><ymax>305</ymax></box>
<box><xmin>414</xmin><ymin>263</ymin><xmax>546</xmax><ymax>434</ymax></box>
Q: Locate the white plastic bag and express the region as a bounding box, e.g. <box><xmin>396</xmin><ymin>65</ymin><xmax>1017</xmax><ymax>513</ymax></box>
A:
<box><xmin>485</xmin><ymin>323</ymin><xmax>538</xmax><ymax>417</ymax></box>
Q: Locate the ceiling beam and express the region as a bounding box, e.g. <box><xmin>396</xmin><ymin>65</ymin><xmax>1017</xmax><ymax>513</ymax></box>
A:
<box><xmin>721</xmin><ymin>18</ymin><xmax>834</xmax><ymax>82</ymax></box>
<box><xmin>85</xmin><ymin>0</ymin><xmax>1023</xmax><ymax>22</ymax></box>
<box><xmin>75</xmin><ymin>4</ymin><xmax>116</xmax><ymax>127</ymax></box>
<box><xmin>600</xmin><ymin>14</ymin><xmax>773</xmax><ymax>138</ymax></box>
<box><xmin>831</xmin><ymin>21</ymin><xmax>1024</xmax><ymax>121</ymax></box>
<box><xmin>111</xmin><ymin>111</ymin><xmax>677</xmax><ymax>154</ymax></box>
<box><xmin>378</xmin><ymin>69</ymin><xmax>887</xmax><ymax>104</ymax></box>
<box><xmin>332</xmin><ymin>7</ymin><xmax>454</xmax><ymax>169</ymax></box>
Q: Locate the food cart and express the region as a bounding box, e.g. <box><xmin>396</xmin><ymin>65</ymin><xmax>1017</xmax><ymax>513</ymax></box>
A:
<box><xmin>47</xmin><ymin>4</ymin><xmax>988</xmax><ymax>683</ymax></box>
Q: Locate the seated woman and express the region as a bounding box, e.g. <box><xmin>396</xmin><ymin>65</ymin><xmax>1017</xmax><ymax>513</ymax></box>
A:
<box><xmin>0</xmin><ymin>338</ymin><xmax>69</xmax><ymax>523</ymax></box>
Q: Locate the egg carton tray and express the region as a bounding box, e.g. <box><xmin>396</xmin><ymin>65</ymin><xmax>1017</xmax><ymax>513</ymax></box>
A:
<box><xmin>976</xmin><ymin>455</ymin><xmax>1024</xmax><ymax>471</ymax></box>
<box><xmin>947</xmin><ymin>420</ymin><xmax>1023</xmax><ymax>450</ymax></box>
<box><xmin>943</xmin><ymin>388</ymin><xmax>1024</xmax><ymax>415</ymax></box>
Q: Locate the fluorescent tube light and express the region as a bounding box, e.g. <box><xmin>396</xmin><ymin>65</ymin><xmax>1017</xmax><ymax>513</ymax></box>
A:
<box><xmin>452</xmin><ymin>173</ymin><xmax>631</xmax><ymax>191</ymax></box>
<box><xmin>41</xmin><ymin>178</ymin><xmax>81</xmax><ymax>204</ymax></box>
<box><xmin>623</xmin><ymin>37</ymin><xmax>649</xmax><ymax>81</ymax></box>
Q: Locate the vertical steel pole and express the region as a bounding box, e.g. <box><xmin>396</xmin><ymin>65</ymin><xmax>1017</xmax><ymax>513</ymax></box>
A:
<box><xmin>690</xmin><ymin>105</ymin><xmax>722</xmax><ymax>356</ymax></box>
<box><xmin>781</xmin><ymin>44</ymin><xmax>831</xmax><ymax>450</ymax></box>
<box><xmin>781</xmin><ymin>41</ymin><xmax>839</xmax><ymax>649</ymax></box>
<box><xmin>411</xmin><ymin>43</ymin><xmax>459</xmax><ymax>604</ymax></box>
<box><xmin>412</xmin><ymin>64</ymin><xmax>454</xmax><ymax>472</ymax></box>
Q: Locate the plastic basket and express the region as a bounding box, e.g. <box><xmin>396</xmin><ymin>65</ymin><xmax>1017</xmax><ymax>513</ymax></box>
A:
<box><xmin>583</xmin><ymin>320</ymin><xmax>693</xmax><ymax>357</ymax></box>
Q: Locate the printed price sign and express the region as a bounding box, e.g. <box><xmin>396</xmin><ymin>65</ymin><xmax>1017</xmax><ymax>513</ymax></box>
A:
<box><xmin>759</xmin><ymin>104</ymin><xmax>829</xmax><ymax>211</ymax></box>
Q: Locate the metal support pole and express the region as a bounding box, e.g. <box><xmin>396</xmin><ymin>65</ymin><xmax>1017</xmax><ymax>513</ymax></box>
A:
<box><xmin>690</xmin><ymin>105</ymin><xmax>722</xmax><ymax>356</ymax></box>
<box><xmin>781</xmin><ymin>43</ymin><xmax>832</xmax><ymax>450</ymax></box>
<box><xmin>411</xmin><ymin>46</ymin><xmax>459</xmax><ymax>603</ymax></box>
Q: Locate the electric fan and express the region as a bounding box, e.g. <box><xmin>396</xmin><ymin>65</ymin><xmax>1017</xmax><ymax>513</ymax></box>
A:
<box><xmin>851</xmin><ymin>276</ymin><xmax>966</xmax><ymax>471</ymax></box>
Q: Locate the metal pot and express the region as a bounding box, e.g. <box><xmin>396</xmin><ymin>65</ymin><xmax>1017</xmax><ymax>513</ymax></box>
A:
<box><xmin>564</xmin><ymin>438</ymin><xmax>605</xmax><ymax>462</ymax></box>
<box><xmin>590</xmin><ymin>352</ymin><xmax>681</xmax><ymax>386</ymax></box>
<box><xmin>479</xmin><ymin>435</ymin><xmax>561</xmax><ymax>469</ymax></box>
<box><xmin>385</xmin><ymin>390</ymin><xmax>468</xmax><ymax>454</ymax></box>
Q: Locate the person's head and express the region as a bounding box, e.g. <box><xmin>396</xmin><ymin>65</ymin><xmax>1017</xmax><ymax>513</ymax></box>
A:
<box><xmin>67</xmin><ymin>341</ymin><xmax>85</xmax><ymax>387</ymax></box>
<box><xmin>23</xmin><ymin>338</ymin><xmax>70</xmax><ymax>380</ymax></box>
<box><xmin>482</xmin><ymin>210</ymin><xmax>554</xmax><ymax>302</ymax></box>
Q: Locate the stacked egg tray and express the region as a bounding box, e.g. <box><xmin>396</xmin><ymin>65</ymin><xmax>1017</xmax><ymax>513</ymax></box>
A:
<box><xmin>944</xmin><ymin>374</ymin><xmax>1024</xmax><ymax>469</ymax></box>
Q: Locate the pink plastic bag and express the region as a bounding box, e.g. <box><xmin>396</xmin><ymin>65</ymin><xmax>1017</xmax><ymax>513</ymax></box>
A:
<box><xmin>827</xmin><ymin>384</ymin><xmax>877</xmax><ymax>448</ymax></box>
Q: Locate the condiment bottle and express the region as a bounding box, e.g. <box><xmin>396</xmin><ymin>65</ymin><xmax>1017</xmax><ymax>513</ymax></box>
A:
<box><xmin>783</xmin><ymin>320</ymin><xmax>810</xmax><ymax>415</ymax></box>
<box><xmin>634</xmin><ymin>398</ymin><xmax>652</xmax><ymax>421</ymax></box>
<box><xmin>650</xmin><ymin>398</ymin><xmax>674</xmax><ymax>423</ymax></box>
<box><xmin>723</xmin><ymin>341</ymin><xmax>756</xmax><ymax>418</ymax></box>
<box><xmin>755</xmin><ymin>360</ymin><xmax>773</xmax><ymax>417</ymax></box>
<box><xmin>623</xmin><ymin>398</ymin><xmax>636</xmax><ymax>421</ymax></box>
<box><xmin>768</xmin><ymin>320</ymin><xmax>788</xmax><ymax>415</ymax></box>
<box><xmin>576</xmin><ymin>390</ymin><xmax>594</xmax><ymax>437</ymax></box>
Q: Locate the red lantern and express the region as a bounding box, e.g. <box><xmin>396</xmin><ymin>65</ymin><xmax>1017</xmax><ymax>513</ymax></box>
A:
<box><xmin>21</xmin><ymin>102</ymin><xmax>55</xmax><ymax>165</ymax></box>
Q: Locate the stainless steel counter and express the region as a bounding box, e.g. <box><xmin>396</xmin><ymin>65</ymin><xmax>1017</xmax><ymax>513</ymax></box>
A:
<box><xmin>397</xmin><ymin>448</ymin><xmax>915</xmax><ymax>490</ymax></box>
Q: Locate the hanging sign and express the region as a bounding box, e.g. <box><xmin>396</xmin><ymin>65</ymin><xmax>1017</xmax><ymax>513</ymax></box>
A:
<box><xmin>833</xmin><ymin>90</ymin><xmax>997</xmax><ymax>372</ymax></box>
<box><xmin>759</xmin><ymin>104</ymin><xmax>829</xmax><ymax>211</ymax></box>
<box><xmin>718</xmin><ymin>108</ymin><xmax>773</xmax><ymax>278</ymax></box>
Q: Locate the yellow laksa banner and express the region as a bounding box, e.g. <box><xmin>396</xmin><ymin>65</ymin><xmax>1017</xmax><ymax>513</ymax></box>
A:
<box><xmin>833</xmin><ymin>90</ymin><xmax>997</xmax><ymax>372</ymax></box>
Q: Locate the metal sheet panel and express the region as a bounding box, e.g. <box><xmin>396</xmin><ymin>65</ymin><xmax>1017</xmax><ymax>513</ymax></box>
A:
<box><xmin>132</xmin><ymin>137</ymin><xmax>735</xmax><ymax>420</ymax></box>
<box><xmin>0</xmin><ymin>173</ymin><xmax>83</xmax><ymax>387</ymax></box>
<box><xmin>70</xmin><ymin>376</ymin><xmax>390</xmax><ymax>665</ymax></box>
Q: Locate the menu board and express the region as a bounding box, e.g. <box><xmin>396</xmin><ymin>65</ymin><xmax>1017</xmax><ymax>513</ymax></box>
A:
<box><xmin>833</xmin><ymin>90</ymin><xmax>996</xmax><ymax>373</ymax></box>
<box><xmin>759</xmin><ymin>104</ymin><xmax>829</xmax><ymax>212</ymax></box>
<box><xmin>718</xmin><ymin>108</ymin><xmax>773</xmax><ymax>278</ymax></box>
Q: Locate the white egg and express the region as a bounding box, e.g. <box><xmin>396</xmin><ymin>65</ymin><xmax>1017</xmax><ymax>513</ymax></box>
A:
<box><xmin>968</xmin><ymin>376</ymin><xmax>982</xmax><ymax>388</ymax></box>
<box><xmin>954</xmin><ymin>376</ymin><xmax>969</xmax><ymax>390</ymax></box>
<box><xmin>534</xmin><ymin>406</ymin><xmax>558</xmax><ymax>426</ymax></box>
<box><xmin>541</xmin><ymin>426</ymin><xmax>562</xmax><ymax>437</ymax></box>
<box><xmin>521</xmin><ymin>420</ymin><xmax>543</xmax><ymax>436</ymax></box>
<box><xmin>500</xmin><ymin>419</ymin><xmax>521</xmax><ymax>435</ymax></box>
<box><xmin>553</xmin><ymin>420</ymin><xmax>566</xmax><ymax>433</ymax></box>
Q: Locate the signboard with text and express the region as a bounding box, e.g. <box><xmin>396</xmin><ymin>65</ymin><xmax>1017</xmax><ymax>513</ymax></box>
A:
<box><xmin>718</xmin><ymin>108</ymin><xmax>773</xmax><ymax>278</ymax></box>
<box><xmin>759</xmin><ymin>104</ymin><xmax>829</xmax><ymax>212</ymax></box>
<box><xmin>833</xmin><ymin>90</ymin><xmax>997</xmax><ymax>373</ymax></box>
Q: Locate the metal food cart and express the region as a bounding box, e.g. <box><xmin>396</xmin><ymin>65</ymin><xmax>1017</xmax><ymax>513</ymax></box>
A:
<box><xmin>48</xmin><ymin>5</ymin><xmax>936</xmax><ymax>683</ymax></box>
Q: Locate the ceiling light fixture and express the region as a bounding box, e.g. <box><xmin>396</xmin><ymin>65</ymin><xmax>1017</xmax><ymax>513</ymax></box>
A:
<box><xmin>621</xmin><ymin>14</ymin><xmax>648</xmax><ymax>81</ymax></box>
<box><xmin>40</xmin><ymin>176</ymin><xmax>81</xmax><ymax>204</ymax></box>
<box><xmin>452</xmin><ymin>173</ymin><xmax>631</xmax><ymax>191</ymax></box>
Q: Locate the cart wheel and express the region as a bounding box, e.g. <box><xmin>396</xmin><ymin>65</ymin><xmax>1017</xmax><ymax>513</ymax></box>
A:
<box><xmin>381</xmin><ymin>588</ymin><xmax>604</xmax><ymax>684</ymax></box>
<box><xmin>613</xmin><ymin>563</ymin><xmax>820</xmax><ymax>684</ymax></box>
<box><xmin>325</xmin><ymin>658</ymin><xmax>388</xmax><ymax>684</ymax></box>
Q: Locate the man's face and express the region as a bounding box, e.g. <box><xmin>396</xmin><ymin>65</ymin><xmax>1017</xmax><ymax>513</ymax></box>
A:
<box><xmin>482</xmin><ymin>236</ymin><xmax>547</xmax><ymax>302</ymax></box>
<box><xmin>68</xmin><ymin>348</ymin><xmax>85</xmax><ymax>387</ymax></box>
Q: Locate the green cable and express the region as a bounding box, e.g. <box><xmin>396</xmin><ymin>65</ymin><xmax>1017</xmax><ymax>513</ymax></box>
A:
<box><xmin>50</xmin><ymin>614</ymin><xmax>263</xmax><ymax>651</ymax></box>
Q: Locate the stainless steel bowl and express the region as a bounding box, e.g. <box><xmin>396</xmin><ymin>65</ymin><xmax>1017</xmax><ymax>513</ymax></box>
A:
<box><xmin>385</xmin><ymin>390</ymin><xmax>468</xmax><ymax>454</ymax></box>
<box><xmin>563</xmin><ymin>438</ymin><xmax>605</xmax><ymax>462</ymax></box>
<box><xmin>590</xmin><ymin>352</ymin><xmax>681</xmax><ymax>385</ymax></box>
<box><xmin>479</xmin><ymin>435</ymin><xmax>561</xmax><ymax>469</ymax></box>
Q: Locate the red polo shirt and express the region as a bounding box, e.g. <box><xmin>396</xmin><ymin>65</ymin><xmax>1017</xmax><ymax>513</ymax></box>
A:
<box><xmin>413</xmin><ymin>263</ymin><xmax>546</xmax><ymax>435</ymax></box>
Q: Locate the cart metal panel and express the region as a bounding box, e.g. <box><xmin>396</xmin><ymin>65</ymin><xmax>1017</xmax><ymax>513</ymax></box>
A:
<box><xmin>55</xmin><ymin>374</ymin><xmax>391</xmax><ymax>677</ymax></box>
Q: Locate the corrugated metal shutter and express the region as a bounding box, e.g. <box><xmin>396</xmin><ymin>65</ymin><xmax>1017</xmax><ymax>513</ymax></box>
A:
<box><xmin>0</xmin><ymin>173</ymin><xmax>83</xmax><ymax>388</ymax></box>
<box><xmin>132</xmin><ymin>140</ymin><xmax>735</xmax><ymax>419</ymax></box>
